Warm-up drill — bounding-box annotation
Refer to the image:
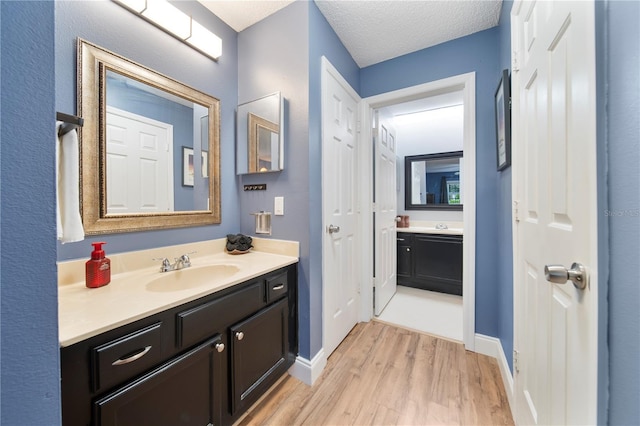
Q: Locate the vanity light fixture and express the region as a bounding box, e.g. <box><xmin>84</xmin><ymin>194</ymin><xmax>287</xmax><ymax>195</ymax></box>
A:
<box><xmin>113</xmin><ymin>0</ymin><xmax>222</xmax><ymax>60</ymax></box>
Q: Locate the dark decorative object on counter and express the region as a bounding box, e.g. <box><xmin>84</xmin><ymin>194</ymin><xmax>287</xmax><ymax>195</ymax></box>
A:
<box><xmin>226</xmin><ymin>234</ymin><xmax>253</xmax><ymax>254</ymax></box>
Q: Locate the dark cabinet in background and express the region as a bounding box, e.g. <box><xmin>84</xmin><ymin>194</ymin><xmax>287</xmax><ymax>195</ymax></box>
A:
<box><xmin>397</xmin><ymin>232</ymin><xmax>463</xmax><ymax>296</ymax></box>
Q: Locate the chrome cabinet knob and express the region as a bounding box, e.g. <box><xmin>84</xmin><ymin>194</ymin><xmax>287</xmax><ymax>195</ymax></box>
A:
<box><xmin>544</xmin><ymin>262</ymin><xmax>587</xmax><ymax>290</ymax></box>
<box><xmin>235</xmin><ymin>331</ymin><xmax>244</xmax><ymax>341</ymax></box>
<box><xmin>215</xmin><ymin>343</ymin><xmax>225</xmax><ymax>353</ymax></box>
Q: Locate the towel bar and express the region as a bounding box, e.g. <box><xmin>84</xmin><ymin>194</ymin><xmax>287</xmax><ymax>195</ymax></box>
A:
<box><xmin>57</xmin><ymin>112</ymin><xmax>84</xmax><ymax>137</ymax></box>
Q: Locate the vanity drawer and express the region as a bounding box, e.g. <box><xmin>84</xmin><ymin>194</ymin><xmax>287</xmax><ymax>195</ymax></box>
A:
<box><xmin>266</xmin><ymin>269</ymin><xmax>288</xmax><ymax>302</ymax></box>
<box><xmin>177</xmin><ymin>281</ymin><xmax>265</xmax><ymax>349</ymax></box>
<box><xmin>91</xmin><ymin>322</ymin><xmax>164</xmax><ymax>393</ymax></box>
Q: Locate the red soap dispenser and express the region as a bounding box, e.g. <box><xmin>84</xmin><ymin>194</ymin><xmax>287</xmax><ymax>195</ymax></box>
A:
<box><xmin>86</xmin><ymin>242</ymin><xmax>111</xmax><ymax>288</ymax></box>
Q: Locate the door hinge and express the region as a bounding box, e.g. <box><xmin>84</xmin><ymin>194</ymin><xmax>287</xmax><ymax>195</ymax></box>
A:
<box><xmin>513</xmin><ymin>200</ymin><xmax>520</xmax><ymax>223</ymax></box>
<box><xmin>356</xmin><ymin>120</ymin><xmax>362</xmax><ymax>133</ymax></box>
<box><xmin>512</xmin><ymin>51</ymin><xmax>520</xmax><ymax>72</ymax></box>
<box><xmin>513</xmin><ymin>349</ymin><xmax>520</xmax><ymax>374</ymax></box>
<box><xmin>372</xmin><ymin>285</ymin><xmax>376</xmax><ymax>309</ymax></box>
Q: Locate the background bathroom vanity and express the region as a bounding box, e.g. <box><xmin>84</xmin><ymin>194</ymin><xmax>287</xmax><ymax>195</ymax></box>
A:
<box><xmin>397</xmin><ymin>228</ymin><xmax>463</xmax><ymax>296</ymax></box>
<box><xmin>60</xmin><ymin>263</ymin><xmax>297</xmax><ymax>426</ymax></box>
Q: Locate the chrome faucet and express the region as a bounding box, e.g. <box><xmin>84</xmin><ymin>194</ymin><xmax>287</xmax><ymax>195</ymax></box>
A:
<box><xmin>435</xmin><ymin>223</ymin><xmax>448</xmax><ymax>230</ymax></box>
<box><xmin>154</xmin><ymin>253</ymin><xmax>194</xmax><ymax>272</ymax></box>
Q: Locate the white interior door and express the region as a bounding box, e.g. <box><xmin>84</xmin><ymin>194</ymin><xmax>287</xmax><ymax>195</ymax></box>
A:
<box><xmin>511</xmin><ymin>1</ymin><xmax>598</xmax><ymax>424</ymax></box>
<box><xmin>322</xmin><ymin>57</ymin><xmax>361</xmax><ymax>357</ymax></box>
<box><xmin>106</xmin><ymin>106</ymin><xmax>173</xmax><ymax>213</ymax></box>
<box><xmin>373</xmin><ymin>110</ymin><xmax>397</xmax><ymax>316</ymax></box>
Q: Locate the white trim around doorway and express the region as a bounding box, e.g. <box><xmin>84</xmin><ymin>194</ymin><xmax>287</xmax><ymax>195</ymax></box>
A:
<box><xmin>358</xmin><ymin>72</ymin><xmax>477</xmax><ymax>351</ymax></box>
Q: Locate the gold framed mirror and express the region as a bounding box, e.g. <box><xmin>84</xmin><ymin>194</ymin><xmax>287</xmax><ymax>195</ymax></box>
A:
<box><xmin>78</xmin><ymin>39</ymin><xmax>220</xmax><ymax>234</ymax></box>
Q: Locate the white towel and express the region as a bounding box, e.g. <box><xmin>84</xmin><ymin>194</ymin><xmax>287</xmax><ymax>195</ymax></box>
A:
<box><xmin>56</xmin><ymin>121</ymin><xmax>85</xmax><ymax>243</ymax></box>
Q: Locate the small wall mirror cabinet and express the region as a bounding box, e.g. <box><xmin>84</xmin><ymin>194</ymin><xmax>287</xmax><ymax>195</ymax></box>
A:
<box><xmin>405</xmin><ymin>151</ymin><xmax>463</xmax><ymax>210</ymax></box>
<box><xmin>236</xmin><ymin>93</ymin><xmax>284</xmax><ymax>174</ymax></box>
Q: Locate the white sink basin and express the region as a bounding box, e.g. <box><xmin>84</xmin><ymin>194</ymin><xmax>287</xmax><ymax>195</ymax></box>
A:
<box><xmin>145</xmin><ymin>264</ymin><xmax>240</xmax><ymax>292</ymax></box>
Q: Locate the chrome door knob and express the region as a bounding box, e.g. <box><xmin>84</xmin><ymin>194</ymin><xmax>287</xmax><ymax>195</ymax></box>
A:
<box><xmin>544</xmin><ymin>262</ymin><xmax>587</xmax><ymax>290</ymax></box>
<box><xmin>327</xmin><ymin>224</ymin><xmax>340</xmax><ymax>234</ymax></box>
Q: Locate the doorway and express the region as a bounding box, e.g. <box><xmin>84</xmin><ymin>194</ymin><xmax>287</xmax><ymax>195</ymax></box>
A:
<box><xmin>359</xmin><ymin>72</ymin><xmax>477</xmax><ymax>350</ymax></box>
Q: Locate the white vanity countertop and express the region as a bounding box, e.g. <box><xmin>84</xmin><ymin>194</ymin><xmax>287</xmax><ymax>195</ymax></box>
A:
<box><xmin>58</xmin><ymin>237</ymin><xmax>299</xmax><ymax>347</ymax></box>
<box><xmin>397</xmin><ymin>220</ymin><xmax>464</xmax><ymax>236</ymax></box>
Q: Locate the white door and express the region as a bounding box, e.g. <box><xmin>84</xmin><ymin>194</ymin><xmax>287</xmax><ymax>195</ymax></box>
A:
<box><xmin>106</xmin><ymin>107</ymin><xmax>173</xmax><ymax>214</ymax></box>
<box><xmin>373</xmin><ymin>110</ymin><xmax>397</xmax><ymax>315</ymax></box>
<box><xmin>322</xmin><ymin>57</ymin><xmax>360</xmax><ymax>357</ymax></box>
<box><xmin>511</xmin><ymin>1</ymin><xmax>598</xmax><ymax>425</ymax></box>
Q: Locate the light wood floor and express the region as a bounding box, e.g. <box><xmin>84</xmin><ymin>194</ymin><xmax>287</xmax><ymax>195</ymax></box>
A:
<box><xmin>239</xmin><ymin>321</ymin><xmax>514</xmax><ymax>426</ymax></box>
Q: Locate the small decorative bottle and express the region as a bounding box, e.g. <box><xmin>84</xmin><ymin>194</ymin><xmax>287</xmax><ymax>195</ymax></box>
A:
<box><xmin>86</xmin><ymin>242</ymin><xmax>111</xmax><ymax>288</ymax></box>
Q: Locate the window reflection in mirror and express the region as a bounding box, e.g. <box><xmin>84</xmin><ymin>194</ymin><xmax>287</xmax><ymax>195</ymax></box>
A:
<box><xmin>105</xmin><ymin>70</ymin><xmax>210</xmax><ymax>213</ymax></box>
<box><xmin>405</xmin><ymin>151</ymin><xmax>463</xmax><ymax>210</ymax></box>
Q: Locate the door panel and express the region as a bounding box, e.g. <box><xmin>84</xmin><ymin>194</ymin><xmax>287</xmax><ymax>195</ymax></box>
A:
<box><xmin>106</xmin><ymin>106</ymin><xmax>173</xmax><ymax>214</ymax></box>
<box><xmin>512</xmin><ymin>1</ymin><xmax>597</xmax><ymax>425</ymax></box>
<box><xmin>374</xmin><ymin>110</ymin><xmax>397</xmax><ymax>315</ymax></box>
<box><xmin>322</xmin><ymin>58</ymin><xmax>360</xmax><ymax>357</ymax></box>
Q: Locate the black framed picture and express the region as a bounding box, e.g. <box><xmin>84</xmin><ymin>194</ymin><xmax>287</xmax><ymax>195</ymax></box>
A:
<box><xmin>495</xmin><ymin>69</ymin><xmax>511</xmax><ymax>171</ymax></box>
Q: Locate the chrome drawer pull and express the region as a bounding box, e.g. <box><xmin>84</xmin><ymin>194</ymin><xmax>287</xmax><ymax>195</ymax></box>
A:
<box><xmin>272</xmin><ymin>284</ymin><xmax>285</xmax><ymax>291</ymax></box>
<box><xmin>112</xmin><ymin>346</ymin><xmax>152</xmax><ymax>366</ymax></box>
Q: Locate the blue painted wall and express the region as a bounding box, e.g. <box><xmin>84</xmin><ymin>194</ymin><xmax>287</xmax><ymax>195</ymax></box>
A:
<box><xmin>55</xmin><ymin>0</ymin><xmax>240</xmax><ymax>261</ymax></box>
<box><xmin>237</xmin><ymin>1</ymin><xmax>313</xmax><ymax>357</ymax></box>
<box><xmin>496</xmin><ymin>0</ymin><xmax>514</xmax><ymax>373</ymax></box>
<box><xmin>361</xmin><ymin>28</ymin><xmax>501</xmax><ymax>338</ymax></box>
<box><xmin>603</xmin><ymin>1</ymin><xmax>640</xmax><ymax>423</ymax></box>
<box><xmin>0</xmin><ymin>2</ymin><xmax>61</xmax><ymax>424</ymax></box>
<box><xmin>238</xmin><ymin>0</ymin><xmax>359</xmax><ymax>359</ymax></box>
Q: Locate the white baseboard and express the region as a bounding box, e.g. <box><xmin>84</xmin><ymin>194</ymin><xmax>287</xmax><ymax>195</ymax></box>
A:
<box><xmin>288</xmin><ymin>348</ymin><xmax>327</xmax><ymax>386</ymax></box>
<box><xmin>474</xmin><ymin>334</ymin><xmax>515</xmax><ymax>417</ymax></box>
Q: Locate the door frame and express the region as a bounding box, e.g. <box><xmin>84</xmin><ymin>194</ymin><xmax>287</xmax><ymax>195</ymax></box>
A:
<box><xmin>359</xmin><ymin>72</ymin><xmax>477</xmax><ymax>350</ymax></box>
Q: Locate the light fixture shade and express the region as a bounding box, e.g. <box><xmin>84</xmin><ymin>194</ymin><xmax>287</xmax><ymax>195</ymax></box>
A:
<box><xmin>112</xmin><ymin>0</ymin><xmax>222</xmax><ymax>61</ymax></box>
<box><xmin>142</xmin><ymin>0</ymin><xmax>191</xmax><ymax>39</ymax></box>
<box><xmin>186</xmin><ymin>20</ymin><xmax>222</xmax><ymax>59</ymax></box>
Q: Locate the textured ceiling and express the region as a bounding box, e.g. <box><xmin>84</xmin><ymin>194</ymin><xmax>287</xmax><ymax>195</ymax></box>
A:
<box><xmin>199</xmin><ymin>0</ymin><xmax>502</xmax><ymax>68</ymax></box>
<box><xmin>314</xmin><ymin>0</ymin><xmax>502</xmax><ymax>67</ymax></box>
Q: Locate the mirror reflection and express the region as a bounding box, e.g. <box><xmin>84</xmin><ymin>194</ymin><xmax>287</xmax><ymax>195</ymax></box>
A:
<box><xmin>105</xmin><ymin>70</ymin><xmax>210</xmax><ymax>213</ymax></box>
<box><xmin>237</xmin><ymin>92</ymin><xmax>284</xmax><ymax>174</ymax></box>
<box><xmin>79</xmin><ymin>39</ymin><xmax>221</xmax><ymax>234</ymax></box>
<box><xmin>405</xmin><ymin>151</ymin><xmax>463</xmax><ymax>210</ymax></box>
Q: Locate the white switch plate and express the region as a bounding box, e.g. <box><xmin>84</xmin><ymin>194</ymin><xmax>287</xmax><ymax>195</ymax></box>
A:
<box><xmin>274</xmin><ymin>196</ymin><xmax>284</xmax><ymax>215</ymax></box>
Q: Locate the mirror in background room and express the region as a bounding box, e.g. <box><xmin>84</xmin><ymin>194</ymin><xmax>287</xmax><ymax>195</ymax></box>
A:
<box><xmin>405</xmin><ymin>151</ymin><xmax>463</xmax><ymax>210</ymax></box>
<box><xmin>78</xmin><ymin>39</ymin><xmax>221</xmax><ymax>234</ymax></box>
<box><xmin>236</xmin><ymin>92</ymin><xmax>284</xmax><ymax>174</ymax></box>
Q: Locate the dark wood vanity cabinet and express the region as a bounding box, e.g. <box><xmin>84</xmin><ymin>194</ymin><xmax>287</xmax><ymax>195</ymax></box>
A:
<box><xmin>397</xmin><ymin>232</ymin><xmax>463</xmax><ymax>296</ymax></box>
<box><xmin>61</xmin><ymin>264</ymin><xmax>297</xmax><ymax>426</ymax></box>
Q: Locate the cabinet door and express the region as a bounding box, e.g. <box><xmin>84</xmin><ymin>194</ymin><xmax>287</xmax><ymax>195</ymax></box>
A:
<box><xmin>230</xmin><ymin>298</ymin><xmax>288</xmax><ymax>415</ymax></box>
<box><xmin>94</xmin><ymin>335</ymin><xmax>224</xmax><ymax>426</ymax></box>
<box><xmin>413</xmin><ymin>234</ymin><xmax>463</xmax><ymax>295</ymax></box>
<box><xmin>396</xmin><ymin>233</ymin><xmax>413</xmax><ymax>279</ymax></box>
